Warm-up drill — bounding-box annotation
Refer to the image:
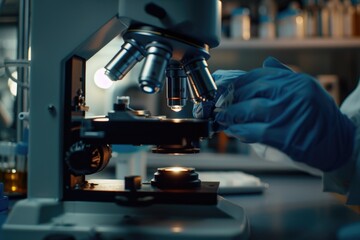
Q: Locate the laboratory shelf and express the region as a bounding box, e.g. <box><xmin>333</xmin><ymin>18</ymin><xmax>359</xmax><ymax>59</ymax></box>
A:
<box><xmin>217</xmin><ymin>38</ymin><xmax>360</xmax><ymax>50</ymax></box>
<box><xmin>209</xmin><ymin>36</ymin><xmax>360</xmax><ymax>103</ymax></box>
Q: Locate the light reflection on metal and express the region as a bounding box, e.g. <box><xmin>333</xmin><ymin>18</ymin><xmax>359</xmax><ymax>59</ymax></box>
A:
<box><xmin>164</xmin><ymin>167</ymin><xmax>190</xmax><ymax>173</ymax></box>
<box><xmin>93</xmin><ymin>118</ymin><xmax>109</xmax><ymax>122</ymax></box>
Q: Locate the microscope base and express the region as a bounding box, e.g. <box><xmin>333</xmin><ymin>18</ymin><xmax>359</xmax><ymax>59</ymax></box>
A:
<box><xmin>2</xmin><ymin>196</ymin><xmax>249</xmax><ymax>240</ymax></box>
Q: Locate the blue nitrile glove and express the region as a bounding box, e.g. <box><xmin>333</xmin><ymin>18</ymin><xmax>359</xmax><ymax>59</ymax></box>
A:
<box><xmin>193</xmin><ymin>57</ymin><xmax>356</xmax><ymax>171</ymax></box>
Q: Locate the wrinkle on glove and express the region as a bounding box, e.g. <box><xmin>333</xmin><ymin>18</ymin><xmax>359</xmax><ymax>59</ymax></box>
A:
<box><xmin>193</xmin><ymin>57</ymin><xmax>355</xmax><ymax>172</ymax></box>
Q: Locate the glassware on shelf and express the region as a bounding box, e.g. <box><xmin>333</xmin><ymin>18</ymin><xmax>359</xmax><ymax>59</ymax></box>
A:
<box><xmin>259</xmin><ymin>15</ymin><xmax>276</xmax><ymax>39</ymax></box>
<box><xmin>277</xmin><ymin>2</ymin><xmax>305</xmax><ymax>39</ymax></box>
<box><xmin>342</xmin><ymin>0</ymin><xmax>356</xmax><ymax>37</ymax></box>
<box><xmin>258</xmin><ymin>0</ymin><xmax>277</xmax><ymax>39</ymax></box>
<box><xmin>327</xmin><ymin>0</ymin><xmax>344</xmax><ymax>38</ymax></box>
<box><xmin>303</xmin><ymin>0</ymin><xmax>320</xmax><ymax>37</ymax></box>
<box><xmin>353</xmin><ymin>0</ymin><xmax>360</xmax><ymax>36</ymax></box>
<box><xmin>230</xmin><ymin>7</ymin><xmax>251</xmax><ymax>40</ymax></box>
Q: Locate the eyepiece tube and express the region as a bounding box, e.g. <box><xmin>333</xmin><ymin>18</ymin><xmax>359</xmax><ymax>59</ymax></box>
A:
<box><xmin>104</xmin><ymin>39</ymin><xmax>145</xmax><ymax>81</ymax></box>
<box><xmin>184</xmin><ymin>58</ymin><xmax>217</xmax><ymax>102</ymax></box>
<box><xmin>139</xmin><ymin>42</ymin><xmax>172</xmax><ymax>94</ymax></box>
<box><xmin>166</xmin><ymin>62</ymin><xmax>187</xmax><ymax>112</ymax></box>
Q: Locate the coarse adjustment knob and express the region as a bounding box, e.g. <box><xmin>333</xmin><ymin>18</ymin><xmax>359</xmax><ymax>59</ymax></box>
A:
<box><xmin>65</xmin><ymin>141</ymin><xmax>112</xmax><ymax>176</ymax></box>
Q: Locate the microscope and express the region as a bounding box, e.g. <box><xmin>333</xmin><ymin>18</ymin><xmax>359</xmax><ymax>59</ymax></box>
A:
<box><xmin>2</xmin><ymin>1</ymin><xmax>249</xmax><ymax>239</ymax></box>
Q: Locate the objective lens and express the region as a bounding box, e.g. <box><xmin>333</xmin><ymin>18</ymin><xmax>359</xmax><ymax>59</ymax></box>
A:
<box><xmin>170</xmin><ymin>106</ymin><xmax>182</xmax><ymax>112</ymax></box>
<box><xmin>104</xmin><ymin>39</ymin><xmax>145</xmax><ymax>81</ymax></box>
<box><xmin>166</xmin><ymin>62</ymin><xmax>187</xmax><ymax>112</ymax></box>
<box><xmin>139</xmin><ymin>42</ymin><xmax>172</xmax><ymax>94</ymax></box>
<box><xmin>184</xmin><ymin>58</ymin><xmax>217</xmax><ymax>102</ymax></box>
<box><xmin>142</xmin><ymin>86</ymin><xmax>156</xmax><ymax>94</ymax></box>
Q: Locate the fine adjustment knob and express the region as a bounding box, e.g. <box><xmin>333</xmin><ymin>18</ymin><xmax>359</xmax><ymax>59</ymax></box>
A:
<box><xmin>65</xmin><ymin>141</ymin><xmax>111</xmax><ymax>176</ymax></box>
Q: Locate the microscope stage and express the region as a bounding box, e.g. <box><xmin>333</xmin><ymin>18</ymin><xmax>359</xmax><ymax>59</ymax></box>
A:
<box><xmin>80</xmin><ymin>115</ymin><xmax>210</xmax><ymax>145</ymax></box>
<box><xmin>66</xmin><ymin>179</ymin><xmax>219</xmax><ymax>206</ymax></box>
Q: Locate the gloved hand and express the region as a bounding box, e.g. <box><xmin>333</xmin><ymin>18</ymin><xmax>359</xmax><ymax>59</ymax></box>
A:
<box><xmin>193</xmin><ymin>57</ymin><xmax>355</xmax><ymax>171</ymax></box>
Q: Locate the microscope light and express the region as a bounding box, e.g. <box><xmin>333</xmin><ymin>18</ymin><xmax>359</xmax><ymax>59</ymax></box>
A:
<box><xmin>94</xmin><ymin>68</ymin><xmax>113</xmax><ymax>89</ymax></box>
<box><xmin>151</xmin><ymin>167</ymin><xmax>200</xmax><ymax>189</ymax></box>
<box><xmin>164</xmin><ymin>167</ymin><xmax>190</xmax><ymax>173</ymax></box>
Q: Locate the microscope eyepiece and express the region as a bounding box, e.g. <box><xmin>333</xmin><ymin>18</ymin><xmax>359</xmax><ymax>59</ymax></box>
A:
<box><xmin>104</xmin><ymin>39</ymin><xmax>145</xmax><ymax>81</ymax></box>
<box><xmin>166</xmin><ymin>62</ymin><xmax>187</xmax><ymax>112</ymax></box>
<box><xmin>183</xmin><ymin>58</ymin><xmax>217</xmax><ymax>102</ymax></box>
<box><xmin>139</xmin><ymin>42</ymin><xmax>172</xmax><ymax>94</ymax></box>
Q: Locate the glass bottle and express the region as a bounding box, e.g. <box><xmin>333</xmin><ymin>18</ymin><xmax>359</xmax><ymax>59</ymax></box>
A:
<box><xmin>353</xmin><ymin>0</ymin><xmax>360</xmax><ymax>36</ymax></box>
<box><xmin>303</xmin><ymin>0</ymin><xmax>320</xmax><ymax>37</ymax></box>
<box><xmin>328</xmin><ymin>0</ymin><xmax>344</xmax><ymax>38</ymax></box>
<box><xmin>258</xmin><ymin>0</ymin><xmax>277</xmax><ymax>39</ymax></box>
<box><xmin>320</xmin><ymin>0</ymin><xmax>331</xmax><ymax>37</ymax></box>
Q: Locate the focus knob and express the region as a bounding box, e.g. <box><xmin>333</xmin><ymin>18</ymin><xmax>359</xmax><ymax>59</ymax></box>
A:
<box><xmin>65</xmin><ymin>141</ymin><xmax>111</xmax><ymax>176</ymax></box>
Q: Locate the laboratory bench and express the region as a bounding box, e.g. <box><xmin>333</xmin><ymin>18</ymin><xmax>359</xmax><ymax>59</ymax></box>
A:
<box><xmin>148</xmin><ymin>152</ymin><xmax>360</xmax><ymax>240</ymax></box>
<box><xmin>225</xmin><ymin>172</ymin><xmax>360</xmax><ymax>240</ymax></box>
<box><xmin>1</xmin><ymin>171</ymin><xmax>359</xmax><ymax>240</ymax></box>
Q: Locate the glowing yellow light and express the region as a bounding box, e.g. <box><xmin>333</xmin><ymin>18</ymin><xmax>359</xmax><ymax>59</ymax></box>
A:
<box><xmin>165</xmin><ymin>167</ymin><xmax>189</xmax><ymax>173</ymax></box>
<box><xmin>11</xmin><ymin>186</ymin><xmax>17</xmax><ymax>191</ymax></box>
<box><xmin>171</xmin><ymin>119</ymin><xmax>182</xmax><ymax>123</ymax></box>
<box><xmin>11</xmin><ymin>169</ymin><xmax>17</xmax><ymax>174</ymax></box>
<box><xmin>171</xmin><ymin>226</ymin><xmax>183</xmax><ymax>233</ymax></box>
<box><xmin>296</xmin><ymin>16</ymin><xmax>303</xmax><ymax>25</ymax></box>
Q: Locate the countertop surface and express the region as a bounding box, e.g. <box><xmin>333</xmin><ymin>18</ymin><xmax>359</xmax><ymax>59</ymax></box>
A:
<box><xmin>1</xmin><ymin>171</ymin><xmax>359</xmax><ymax>240</ymax></box>
<box><xmin>224</xmin><ymin>172</ymin><xmax>360</xmax><ymax>240</ymax></box>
